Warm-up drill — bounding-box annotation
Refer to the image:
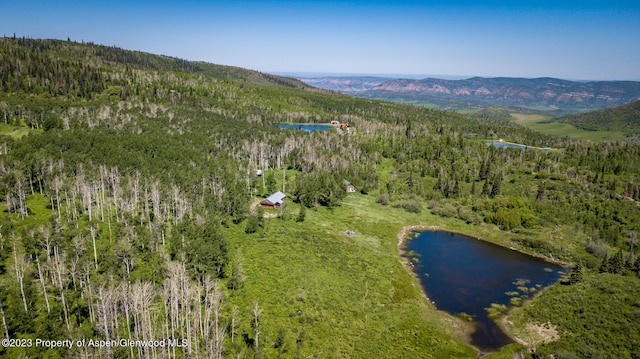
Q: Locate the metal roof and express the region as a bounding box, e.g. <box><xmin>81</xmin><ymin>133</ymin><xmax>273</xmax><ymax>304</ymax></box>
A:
<box><xmin>264</xmin><ymin>191</ymin><xmax>286</xmax><ymax>204</ymax></box>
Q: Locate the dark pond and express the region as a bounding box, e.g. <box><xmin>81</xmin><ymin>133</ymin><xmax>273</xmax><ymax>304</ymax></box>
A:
<box><xmin>279</xmin><ymin>123</ymin><xmax>332</xmax><ymax>131</ymax></box>
<box><xmin>403</xmin><ymin>230</ymin><xmax>565</xmax><ymax>352</ymax></box>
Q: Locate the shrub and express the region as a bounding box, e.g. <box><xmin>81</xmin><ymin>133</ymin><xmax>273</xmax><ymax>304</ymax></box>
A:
<box><xmin>376</xmin><ymin>192</ymin><xmax>390</xmax><ymax>205</ymax></box>
<box><xmin>401</xmin><ymin>198</ymin><xmax>423</xmax><ymax>213</ymax></box>
<box><xmin>585</xmin><ymin>240</ymin><xmax>607</xmax><ymax>258</ymax></box>
<box><xmin>429</xmin><ymin>200</ymin><xmax>457</xmax><ymax>218</ymax></box>
<box><xmin>457</xmin><ymin>206</ymin><xmax>481</xmax><ymax>224</ymax></box>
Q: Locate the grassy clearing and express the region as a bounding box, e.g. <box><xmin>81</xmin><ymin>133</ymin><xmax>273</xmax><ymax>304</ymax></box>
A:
<box><xmin>5</xmin><ymin>193</ymin><xmax>52</xmax><ymax>229</ymax></box>
<box><xmin>222</xmin><ymin>183</ymin><xmax>586</xmax><ymax>357</ymax></box>
<box><xmin>224</xmin><ymin>194</ymin><xmax>478</xmax><ymax>358</ymax></box>
<box><xmin>0</xmin><ymin>122</ymin><xmax>41</xmax><ymax>138</ymax></box>
<box><xmin>511</xmin><ymin>113</ymin><xmax>626</xmax><ymax>141</ymax></box>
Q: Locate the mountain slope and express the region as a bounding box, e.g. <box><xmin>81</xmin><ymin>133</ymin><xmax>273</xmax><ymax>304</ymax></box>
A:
<box><xmin>554</xmin><ymin>99</ymin><xmax>640</xmax><ymax>133</ymax></box>
<box><xmin>0</xmin><ymin>37</ymin><xmax>310</xmax><ymax>97</ymax></box>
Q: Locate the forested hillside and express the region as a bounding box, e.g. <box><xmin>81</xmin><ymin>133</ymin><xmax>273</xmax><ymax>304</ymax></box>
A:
<box><xmin>555</xmin><ymin>99</ymin><xmax>640</xmax><ymax>134</ymax></box>
<box><xmin>1</xmin><ymin>37</ymin><xmax>639</xmax><ymax>358</ymax></box>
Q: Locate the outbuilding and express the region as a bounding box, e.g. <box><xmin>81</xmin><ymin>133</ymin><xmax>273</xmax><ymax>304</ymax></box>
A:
<box><xmin>260</xmin><ymin>191</ymin><xmax>286</xmax><ymax>209</ymax></box>
<box><xmin>343</xmin><ymin>180</ymin><xmax>356</xmax><ymax>193</ymax></box>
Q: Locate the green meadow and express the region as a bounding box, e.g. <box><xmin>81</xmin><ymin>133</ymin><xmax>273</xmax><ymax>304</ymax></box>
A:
<box><xmin>511</xmin><ymin>113</ymin><xmax>627</xmax><ymax>141</ymax></box>
<box><xmin>0</xmin><ymin>122</ymin><xmax>41</xmax><ymax>139</ymax></box>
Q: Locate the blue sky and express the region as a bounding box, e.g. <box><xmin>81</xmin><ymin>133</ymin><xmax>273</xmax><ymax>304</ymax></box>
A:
<box><xmin>3</xmin><ymin>0</ymin><xmax>640</xmax><ymax>80</ymax></box>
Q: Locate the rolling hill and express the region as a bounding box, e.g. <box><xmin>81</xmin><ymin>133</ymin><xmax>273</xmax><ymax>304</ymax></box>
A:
<box><xmin>554</xmin><ymin>99</ymin><xmax>640</xmax><ymax>133</ymax></box>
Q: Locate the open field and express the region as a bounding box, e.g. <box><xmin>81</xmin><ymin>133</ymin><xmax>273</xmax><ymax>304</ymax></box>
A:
<box><xmin>511</xmin><ymin>113</ymin><xmax>627</xmax><ymax>141</ymax></box>
<box><xmin>222</xmin><ymin>178</ymin><xmax>584</xmax><ymax>358</ymax></box>
<box><xmin>0</xmin><ymin>122</ymin><xmax>41</xmax><ymax>138</ymax></box>
<box><xmin>224</xmin><ymin>193</ymin><xmax>479</xmax><ymax>358</ymax></box>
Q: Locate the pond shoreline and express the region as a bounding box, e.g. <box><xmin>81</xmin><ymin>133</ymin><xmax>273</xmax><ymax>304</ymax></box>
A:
<box><xmin>396</xmin><ymin>224</ymin><xmax>569</xmax><ymax>357</ymax></box>
<box><xmin>398</xmin><ymin>225</ymin><xmax>572</xmax><ymax>268</ymax></box>
<box><xmin>487</xmin><ymin>139</ymin><xmax>557</xmax><ymax>151</ymax></box>
<box><xmin>396</xmin><ymin>225</ymin><xmax>482</xmax><ymax>355</ymax></box>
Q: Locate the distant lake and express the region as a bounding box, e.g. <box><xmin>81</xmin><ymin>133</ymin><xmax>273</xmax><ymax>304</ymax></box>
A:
<box><xmin>279</xmin><ymin>123</ymin><xmax>333</xmax><ymax>131</ymax></box>
<box><xmin>487</xmin><ymin>141</ymin><xmax>552</xmax><ymax>150</ymax></box>
<box><xmin>487</xmin><ymin>141</ymin><xmax>528</xmax><ymax>149</ymax></box>
<box><xmin>403</xmin><ymin>230</ymin><xmax>565</xmax><ymax>352</ymax></box>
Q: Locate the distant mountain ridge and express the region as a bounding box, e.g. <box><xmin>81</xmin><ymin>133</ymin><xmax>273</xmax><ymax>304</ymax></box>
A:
<box><xmin>301</xmin><ymin>76</ymin><xmax>640</xmax><ymax>114</ymax></box>
<box><xmin>300</xmin><ymin>77</ymin><xmax>392</xmax><ymax>93</ymax></box>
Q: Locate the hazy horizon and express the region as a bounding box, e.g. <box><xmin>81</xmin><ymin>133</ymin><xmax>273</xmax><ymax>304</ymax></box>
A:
<box><xmin>4</xmin><ymin>1</ymin><xmax>640</xmax><ymax>81</ymax></box>
<box><xmin>275</xmin><ymin>72</ymin><xmax>469</xmax><ymax>80</ymax></box>
<box><xmin>275</xmin><ymin>72</ymin><xmax>640</xmax><ymax>82</ymax></box>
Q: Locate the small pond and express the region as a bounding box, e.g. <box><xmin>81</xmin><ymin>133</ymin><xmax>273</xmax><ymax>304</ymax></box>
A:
<box><xmin>403</xmin><ymin>230</ymin><xmax>565</xmax><ymax>352</ymax></box>
<box><xmin>279</xmin><ymin>123</ymin><xmax>333</xmax><ymax>131</ymax></box>
<box><xmin>487</xmin><ymin>141</ymin><xmax>528</xmax><ymax>149</ymax></box>
<box><xmin>487</xmin><ymin>141</ymin><xmax>552</xmax><ymax>150</ymax></box>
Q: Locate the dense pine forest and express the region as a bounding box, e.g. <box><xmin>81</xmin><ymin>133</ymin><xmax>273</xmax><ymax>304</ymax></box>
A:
<box><xmin>1</xmin><ymin>37</ymin><xmax>639</xmax><ymax>358</ymax></box>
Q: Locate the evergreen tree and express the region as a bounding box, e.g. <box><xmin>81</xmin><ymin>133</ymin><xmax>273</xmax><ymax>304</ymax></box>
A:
<box><xmin>536</xmin><ymin>181</ymin><xmax>547</xmax><ymax>202</ymax></box>
<box><xmin>296</xmin><ymin>204</ymin><xmax>306</xmax><ymax>223</ymax></box>
<box><xmin>182</xmin><ymin>221</ymin><xmax>229</xmax><ymax>278</ymax></box>
<box><xmin>245</xmin><ymin>214</ymin><xmax>260</xmax><ymax>234</ymax></box>
<box><xmin>489</xmin><ymin>173</ymin><xmax>502</xmax><ymax>199</ymax></box>
<box><xmin>608</xmin><ymin>250</ymin><xmax>625</xmax><ymax>275</ymax></box>
<box><xmin>266</xmin><ymin>171</ymin><xmax>277</xmax><ymax>194</ymax></box>
<box><xmin>481</xmin><ymin>179</ymin><xmax>491</xmax><ymax>197</ymax></box>
<box><xmin>598</xmin><ymin>255</ymin><xmax>610</xmax><ymax>274</ymax></box>
<box><xmin>228</xmin><ymin>254</ymin><xmax>247</xmax><ymax>290</ymax></box>
<box><xmin>567</xmin><ymin>263</ymin><xmax>583</xmax><ymax>284</ymax></box>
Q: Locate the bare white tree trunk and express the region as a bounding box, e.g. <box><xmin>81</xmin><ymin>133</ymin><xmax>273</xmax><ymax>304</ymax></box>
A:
<box><xmin>12</xmin><ymin>240</ymin><xmax>29</xmax><ymax>312</ymax></box>
<box><xmin>111</xmin><ymin>168</ymin><xmax>121</xmax><ymax>223</ymax></box>
<box><xmin>89</xmin><ymin>223</ymin><xmax>99</xmax><ymax>270</ymax></box>
<box><xmin>16</xmin><ymin>173</ymin><xmax>28</xmax><ymax>220</ymax></box>
<box><xmin>151</xmin><ymin>180</ymin><xmax>162</xmax><ymax>221</ymax></box>
<box><xmin>210</xmin><ymin>280</ymin><xmax>225</xmax><ymax>359</ymax></box>
<box><xmin>69</xmin><ymin>236</ymin><xmax>85</xmax><ymax>291</ymax></box>
<box><xmin>131</xmin><ymin>170</ymin><xmax>140</xmax><ymax>215</ymax></box>
<box><xmin>80</xmin><ymin>262</ymin><xmax>96</xmax><ymax>325</ymax></box>
<box><xmin>282</xmin><ymin>167</ymin><xmax>287</xmax><ymax>193</ymax></box>
<box><xmin>95</xmin><ymin>285</ymin><xmax>112</xmax><ymax>339</ymax></box>
<box><xmin>0</xmin><ymin>299</ymin><xmax>9</xmax><ymax>340</ymax></box>
<box><xmin>35</xmin><ymin>257</ymin><xmax>51</xmax><ymax>313</ymax></box>
<box><xmin>121</xmin><ymin>283</ymin><xmax>135</xmax><ymax>359</ymax></box>
<box><xmin>131</xmin><ymin>282</ymin><xmax>155</xmax><ymax>359</ymax></box>
<box><xmin>230</xmin><ymin>306</ymin><xmax>239</xmax><ymax>344</ymax></box>
<box><xmin>252</xmin><ymin>300</ymin><xmax>262</xmax><ymax>352</ymax></box>
<box><xmin>52</xmin><ymin>246</ymin><xmax>71</xmax><ymax>331</ymax></box>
